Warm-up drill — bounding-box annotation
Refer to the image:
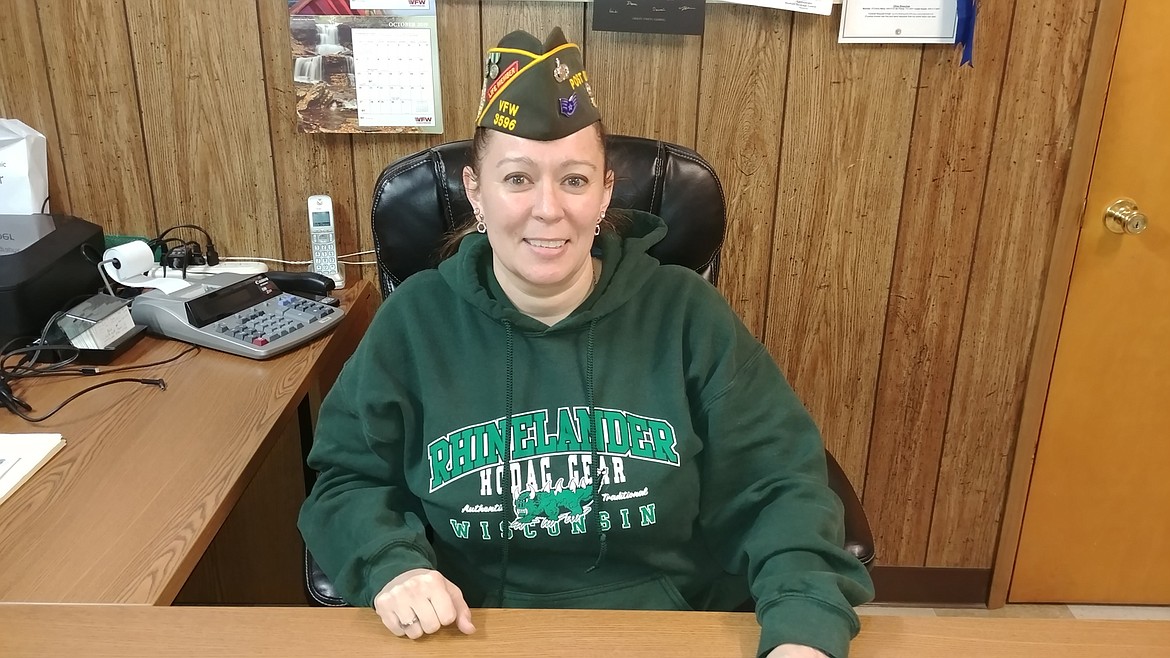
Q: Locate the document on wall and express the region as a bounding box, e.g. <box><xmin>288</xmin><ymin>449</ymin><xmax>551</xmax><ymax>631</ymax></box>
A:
<box><xmin>722</xmin><ymin>0</ymin><xmax>834</xmax><ymax>16</ymax></box>
<box><xmin>838</xmin><ymin>0</ymin><xmax>957</xmax><ymax>44</ymax></box>
<box><xmin>593</xmin><ymin>0</ymin><xmax>707</xmax><ymax>35</ymax></box>
<box><xmin>0</xmin><ymin>433</ymin><xmax>66</xmax><ymax>507</ymax></box>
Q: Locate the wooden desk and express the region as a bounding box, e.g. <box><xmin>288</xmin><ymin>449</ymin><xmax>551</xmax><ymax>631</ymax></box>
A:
<box><xmin>0</xmin><ymin>281</ymin><xmax>376</xmax><ymax>604</ymax></box>
<box><xmin>2</xmin><ymin>606</ymin><xmax>1169</xmax><ymax>657</ymax></box>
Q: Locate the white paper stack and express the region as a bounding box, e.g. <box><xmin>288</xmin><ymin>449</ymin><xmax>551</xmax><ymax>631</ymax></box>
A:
<box><xmin>0</xmin><ymin>433</ymin><xmax>66</xmax><ymax>507</ymax></box>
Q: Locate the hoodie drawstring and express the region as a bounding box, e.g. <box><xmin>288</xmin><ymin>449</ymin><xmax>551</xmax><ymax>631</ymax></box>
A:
<box><xmin>497</xmin><ymin>318</ymin><xmax>606</xmax><ymax>604</ymax></box>
<box><xmin>585</xmin><ymin>319</ymin><xmax>607</xmax><ymax>572</ymax></box>
<box><xmin>496</xmin><ymin>319</ymin><xmax>514</xmax><ymax>606</ymax></box>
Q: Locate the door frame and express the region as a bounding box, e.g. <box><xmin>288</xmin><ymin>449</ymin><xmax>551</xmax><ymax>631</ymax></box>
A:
<box><xmin>987</xmin><ymin>0</ymin><xmax>1128</xmax><ymax>608</ymax></box>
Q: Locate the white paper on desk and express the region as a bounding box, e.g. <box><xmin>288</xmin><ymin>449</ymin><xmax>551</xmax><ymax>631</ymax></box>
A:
<box><xmin>112</xmin><ymin>274</ymin><xmax>192</xmax><ymax>294</ymax></box>
<box><xmin>838</xmin><ymin>0</ymin><xmax>957</xmax><ymax>43</ymax></box>
<box><xmin>720</xmin><ymin>0</ymin><xmax>834</xmax><ymax>15</ymax></box>
<box><xmin>0</xmin><ymin>433</ymin><xmax>66</xmax><ymax>506</ymax></box>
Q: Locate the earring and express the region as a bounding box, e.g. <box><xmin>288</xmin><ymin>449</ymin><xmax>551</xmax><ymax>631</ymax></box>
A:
<box><xmin>595</xmin><ymin>222</ymin><xmax>601</xmax><ymax>236</ymax></box>
<box><xmin>474</xmin><ymin>209</ymin><xmax>486</xmax><ymax>234</ymax></box>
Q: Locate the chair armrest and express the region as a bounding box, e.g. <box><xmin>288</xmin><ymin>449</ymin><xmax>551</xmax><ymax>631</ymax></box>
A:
<box><xmin>305</xmin><ymin>550</ymin><xmax>350</xmax><ymax>607</ymax></box>
<box><xmin>824</xmin><ymin>449</ymin><xmax>875</xmax><ymax>570</ymax></box>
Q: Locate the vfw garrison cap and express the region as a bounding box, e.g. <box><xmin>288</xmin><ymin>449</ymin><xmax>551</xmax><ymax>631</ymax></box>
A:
<box><xmin>475</xmin><ymin>27</ymin><xmax>601</xmax><ymax>140</ymax></box>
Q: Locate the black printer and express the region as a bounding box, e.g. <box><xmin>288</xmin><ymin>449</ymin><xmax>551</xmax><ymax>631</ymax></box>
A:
<box><xmin>0</xmin><ymin>214</ymin><xmax>105</xmax><ymax>349</ymax></box>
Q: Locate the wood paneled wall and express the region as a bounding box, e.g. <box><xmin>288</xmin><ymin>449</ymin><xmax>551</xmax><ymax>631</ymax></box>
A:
<box><xmin>0</xmin><ymin>0</ymin><xmax>1102</xmax><ymax>570</ymax></box>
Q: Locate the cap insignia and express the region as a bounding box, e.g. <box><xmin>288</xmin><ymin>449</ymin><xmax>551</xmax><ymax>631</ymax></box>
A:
<box><xmin>553</xmin><ymin>58</ymin><xmax>570</xmax><ymax>83</ymax></box>
<box><xmin>558</xmin><ymin>93</ymin><xmax>578</xmax><ymax>117</ymax></box>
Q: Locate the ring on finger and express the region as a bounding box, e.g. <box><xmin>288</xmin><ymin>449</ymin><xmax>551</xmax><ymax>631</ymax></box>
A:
<box><xmin>400</xmin><ymin>616</ymin><xmax>419</xmax><ymax>627</ymax></box>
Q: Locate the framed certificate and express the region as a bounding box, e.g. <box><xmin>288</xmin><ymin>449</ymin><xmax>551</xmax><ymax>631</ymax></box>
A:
<box><xmin>838</xmin><ymin>0</ymin><xmax>958</xmax><ymax>44</ymax></box>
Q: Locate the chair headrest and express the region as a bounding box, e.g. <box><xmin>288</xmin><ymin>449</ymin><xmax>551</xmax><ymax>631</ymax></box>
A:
<box><xmin>371</xmin><ymin>135</ymin><xmax>726</xmax><ymax>297</ymax></box>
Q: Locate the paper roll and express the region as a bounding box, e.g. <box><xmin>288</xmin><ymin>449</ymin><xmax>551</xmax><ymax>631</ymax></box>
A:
<box><xmin>102</xmin><ymin>241</ymin><xmax>192</xmax><ymax>294</ymax></box>
<box><xmin>103</xmin><ymin>241</ymin><xmax>154</xmax><ymax>277</ymax></box>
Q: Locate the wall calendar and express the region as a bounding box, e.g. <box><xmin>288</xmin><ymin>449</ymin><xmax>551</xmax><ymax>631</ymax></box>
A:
<box><xmin>288</xmin><ymin>0</ymin><xmax>443</xmax><ymax>134</ymax></box>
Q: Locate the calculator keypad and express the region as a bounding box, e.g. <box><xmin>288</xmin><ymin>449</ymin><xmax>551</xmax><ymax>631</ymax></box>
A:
<box><xmin>214</xmin><ymin>294</ymin><xmax>337</xmax><ymax>348</ymax></box>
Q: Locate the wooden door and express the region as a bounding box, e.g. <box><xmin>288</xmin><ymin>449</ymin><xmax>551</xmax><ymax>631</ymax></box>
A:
<box><xmin>1009</xmin><ymin>0</ymin><xmax>1170</xmax><ymax>603</ymax></box>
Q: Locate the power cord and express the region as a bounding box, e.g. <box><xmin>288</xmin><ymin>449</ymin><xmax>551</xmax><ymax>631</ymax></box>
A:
<box><xmin>220</xmin><ymin>251</ymin><xmax>374</xmax><ymax>267</ymax></box>
<box><xmin>1</xmin><ymin>376</ymin><xmax>167</xmax><ymax>423</ymax></box>
<box><xmin>221</xmin><ymin>256</ymin><xmax>312</xmax><ymax>265</ymax></box>
<box><xmin>151</xmin><ymin>224</ymin><xmax>220</xmax><ymax>266</ymax></box>
<box><xmin>148</xmin><ymin>223</ymin><xmax>377</xmax><ymax>271</ymax></box>
<box><xmin>145</xmin><ymin>224</ymin><xmax>222</xmax><ymax>280</ymax></box>
<box><xmin>1</xmin><ymin>344</ymin><xmax>199</xmax><ymax>378</ymax></box>
<box><xmin>0</xmin><ymin>312</ymin><xmax>198</xmax><ymax>422</ymax></box>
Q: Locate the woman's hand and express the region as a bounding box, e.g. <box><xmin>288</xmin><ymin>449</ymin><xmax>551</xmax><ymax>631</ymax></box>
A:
<box><xmin>373</xmin><ymin>568</ymin><xmax>476</xmax><ymax>639</ymax></box>
<box><xmin>766</xmin><ymin>645</ymin><xmax>829</xmax><ymax>658</ymax></box>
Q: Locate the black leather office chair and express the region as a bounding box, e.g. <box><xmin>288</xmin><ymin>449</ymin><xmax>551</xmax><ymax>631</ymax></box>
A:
<box><xmin>305</xmin><ymin>135</ymin><xmax>875</xmax><ymax>607</ymax></box>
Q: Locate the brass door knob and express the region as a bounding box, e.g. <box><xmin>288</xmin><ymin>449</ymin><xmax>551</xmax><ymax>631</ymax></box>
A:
<box><xmin>1104</xmin><ymin>198</ymin><xmax>1148</xmax><ymax>235</ymax></box>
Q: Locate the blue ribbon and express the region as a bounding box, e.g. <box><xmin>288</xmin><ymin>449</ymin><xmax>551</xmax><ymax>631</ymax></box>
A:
<box><xmin>956</xmin><ymin>0</ymin><xmax>977</xmax><ymax>67</ymax></box>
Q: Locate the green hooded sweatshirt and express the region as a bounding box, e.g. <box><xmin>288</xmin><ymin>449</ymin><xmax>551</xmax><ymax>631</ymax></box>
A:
<box><xmin>299</xmin><ymin>211</ymin><xmax>874</xmax><ymax>657</ymax></box>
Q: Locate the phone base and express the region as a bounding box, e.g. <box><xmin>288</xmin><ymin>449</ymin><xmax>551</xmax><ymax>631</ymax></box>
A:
<box><xmin>315</xmin><ymin>269</ymin><xmax>345</xmax><ymax>289</ymax></box>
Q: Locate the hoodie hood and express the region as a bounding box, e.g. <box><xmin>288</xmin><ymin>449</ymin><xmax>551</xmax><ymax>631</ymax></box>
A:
<box><xmin>439</xmin><ymin>210</ymin><xmax>668</xmax><ymax>332</ymax></box>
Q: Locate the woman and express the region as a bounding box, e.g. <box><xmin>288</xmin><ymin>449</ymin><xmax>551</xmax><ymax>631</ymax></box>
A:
<box><xmin>299</xmin><ymin>27</ymin><xmax>874</xmax><ymax>658</ymax></box>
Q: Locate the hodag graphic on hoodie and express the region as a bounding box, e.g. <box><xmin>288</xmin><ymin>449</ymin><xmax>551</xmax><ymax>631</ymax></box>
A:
<box><xmin>428</xmin><ymin>405</ymin><xmax>680</xmax><ymax>538</ymax></box>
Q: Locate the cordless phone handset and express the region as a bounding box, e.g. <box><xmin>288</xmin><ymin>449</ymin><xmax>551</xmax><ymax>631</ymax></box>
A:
<box><xmin>308</xmin><ymin>194</ymin><xmax>344</xmax><ymax>289</ymax></box>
